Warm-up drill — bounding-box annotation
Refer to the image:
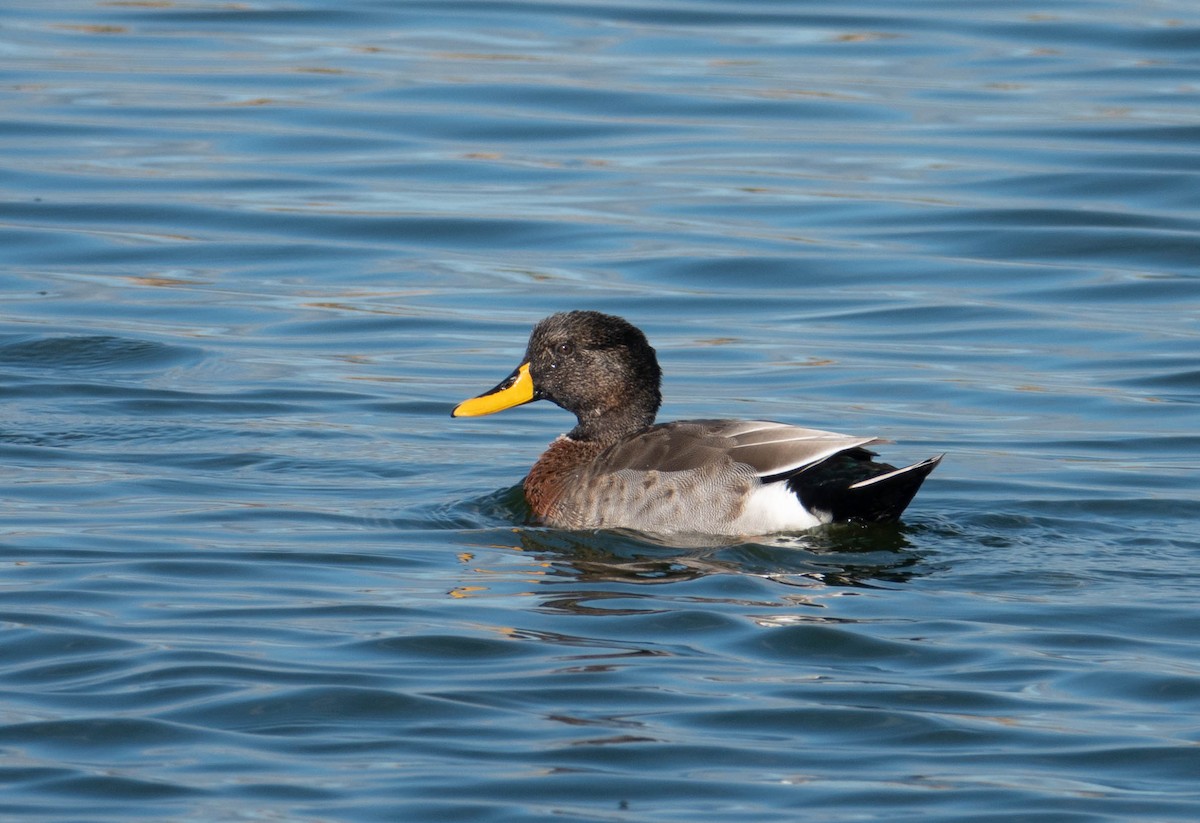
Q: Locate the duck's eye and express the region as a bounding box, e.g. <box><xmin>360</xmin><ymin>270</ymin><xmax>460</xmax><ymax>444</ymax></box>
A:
<box><xmin>555</xmin><ymin>342</ymin><xmax>574</xmax><ymax>356</ymax></box>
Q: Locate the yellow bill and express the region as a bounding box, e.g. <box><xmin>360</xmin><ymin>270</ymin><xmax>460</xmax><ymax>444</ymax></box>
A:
<box><xmin>452</xmin><ymin>362</ymin><xmax>535</xmax><ymax>417</ymax></box>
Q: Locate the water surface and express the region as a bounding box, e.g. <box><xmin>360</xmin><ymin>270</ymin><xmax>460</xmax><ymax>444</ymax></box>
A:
<box><xmin>1</xmin><ymin>1</ymin><xmax>1198</xmax><ymax>821</ymax></box>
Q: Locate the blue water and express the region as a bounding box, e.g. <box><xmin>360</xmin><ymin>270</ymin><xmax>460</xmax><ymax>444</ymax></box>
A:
<box><xmin>2</xmin><ymin>1</ymin><xmax>1199</xmax><ymax>820</ymax></box>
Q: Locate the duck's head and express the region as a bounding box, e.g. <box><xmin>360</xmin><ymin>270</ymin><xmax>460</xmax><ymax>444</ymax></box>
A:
<box><xmin>452</xmin><ymin>310</ymin><xmax>663</xmax><ymax>441</ymax></box>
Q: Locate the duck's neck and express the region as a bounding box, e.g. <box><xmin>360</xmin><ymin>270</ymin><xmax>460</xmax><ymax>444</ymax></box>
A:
<box><xmin>567</xmin><ymin>401</ymin><xmax>657</xmax><ymax>446</ymax></box>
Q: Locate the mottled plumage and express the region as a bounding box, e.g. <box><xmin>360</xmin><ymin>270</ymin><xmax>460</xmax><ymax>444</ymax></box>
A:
<box><xmin>453</xmin><ymin>311</ymin><xmax>941</xmax><ymax>537</ymax></box>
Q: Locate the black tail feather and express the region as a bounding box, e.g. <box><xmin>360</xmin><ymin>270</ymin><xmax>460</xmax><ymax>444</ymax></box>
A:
<box><xmin>789</xmin><ymin>453</ymin><xmax>943</xmax><ymax>524</ymax></box>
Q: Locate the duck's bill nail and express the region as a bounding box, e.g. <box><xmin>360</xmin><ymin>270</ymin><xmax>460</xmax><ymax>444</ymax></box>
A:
<box><xmin>452</xmin><ymin>362</ymin><xmax>535</xmax><ymax>417</ymax></box>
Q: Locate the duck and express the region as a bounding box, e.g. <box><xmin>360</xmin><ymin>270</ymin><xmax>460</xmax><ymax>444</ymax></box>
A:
<box><xmin>452</xmin><ymin>310</ymin><xmax>942</xmax><ymax>537</ymax></box>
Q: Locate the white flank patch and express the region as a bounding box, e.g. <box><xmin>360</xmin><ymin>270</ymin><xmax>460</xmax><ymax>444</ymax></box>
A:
<box><xmin>731</xmin><ymin>481</ymin><xmax>826</xmax><ymax>534</ymax></box>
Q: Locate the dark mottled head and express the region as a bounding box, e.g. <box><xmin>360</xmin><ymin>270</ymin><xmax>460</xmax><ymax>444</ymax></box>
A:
<box><xmin>452</xmin><ymin>311</ymin><xmax>662</xmax><ymax>443</ymax></box>
<box><xmin>525</xmin><ymin>311</ymin><xmax>662</xmax><ymax>440</ymax></box>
